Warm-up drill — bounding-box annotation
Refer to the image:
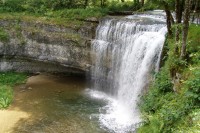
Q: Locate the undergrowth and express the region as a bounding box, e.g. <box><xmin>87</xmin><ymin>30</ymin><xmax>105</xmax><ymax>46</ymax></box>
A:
<box><xmin>0</xmin><ymin>72</ymin><xmax>27</xmax><ymax>109</ymax></box>
<box><xmin>0</xmin><ymin>0</ymin><xmax>142</xmax><ymax>24</ymax></box>
<box><xmin>138</xmin><ymin>24</ymin><xmax>200</xmax><ymax>132</ymax></box>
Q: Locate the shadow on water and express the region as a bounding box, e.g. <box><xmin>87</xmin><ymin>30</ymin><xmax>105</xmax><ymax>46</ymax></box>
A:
<box><xmin>6</xmin><ymin>74</ymin><xmax>107</xmax><ymax>133</ymax></box>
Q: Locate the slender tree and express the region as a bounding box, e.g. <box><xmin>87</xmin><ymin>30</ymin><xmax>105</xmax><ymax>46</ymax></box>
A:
<box><xmin>181</xmin><ymin>0</ymin><xmax>192</xmax><ymax>58</ymax></box>
<box><xmin>175</xmin><ymin>0</ymin><xmax>184</xmax><ymax>46</ymax></box>
<box><xmin>194</xmin><ymin>0</ymin><xmax>199</xmax><ymax>11</ymax></box>
<box><xmin>84</xmin><ymin>0</ymin><xmax>89</xmax><ymax>8</ymax></box>
<box><xmin>175</xmin><ymin>0</ymin><xmax>182</xmax><ymax>23</ymax></box>
<box><xmin>141</xmin><ymin>0</ymin><xmax>145</xmax><ymax>6</ymax></box>
<box><xmin>192</xmin><ymin>0</ymin><xmax>200</xmax><ymax>23</ymax></box>
<box><xmin>162</xmin><ymin>1</ymin><xmax>173</xmax><ymax>36</ymax></box>
<box><xmin>134</xmin><ymin>0</ymin><xmax>140</xmax><ymax>10</ymax></box>
<box><xmin>101</xmin><ymin>0</ymin><xmax>106</xmax><ymax>7</ymax></box>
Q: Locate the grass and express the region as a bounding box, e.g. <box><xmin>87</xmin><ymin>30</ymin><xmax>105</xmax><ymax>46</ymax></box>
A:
<box><xmin>138</xmin><ymin>24</ymin><xmax>200</xmax><ymax>133</ymax></box>
<box><xmin>0</xmin><ymin>7</ymin><xmax>109</xmax><ymax>29</ymax></box>
<box><xmin>0</xmin><ymin>12</ymin><xmax>84</xmax><ymax>28</ymax></box>
<box><xmin>0</xmin><ymin>72</ymin><xmax>27</xmax><ymax>86</ymax></box>
<box><xmin>0</xmin><ymin>0</ymin><xmax>142</xmax><ymax>28</ymax></box>
<box><xmin>47</xmin><ymin>8</ymin><xmax>109</xmax><ymax>20</ymax></box>
<box><xmin>0</xmin><ymin>72</ymin><xmax>27</xmax><ymax>109</ymax></box>
<box><xmin>0</xmin><ymin>85</ymin><xmax>12</xmax><ymax>108</ymax></box>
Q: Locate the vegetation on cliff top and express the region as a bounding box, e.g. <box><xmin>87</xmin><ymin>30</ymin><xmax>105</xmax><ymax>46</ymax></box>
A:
<box><xmin>0</xmin><ymin>0</ymin><xmax>146</xmax><ymax>27</ymax></box>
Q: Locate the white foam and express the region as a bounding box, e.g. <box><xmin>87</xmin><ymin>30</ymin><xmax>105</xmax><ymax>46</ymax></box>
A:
<box><xmin>86</xmin><ymin>89</ymin><xmax>140</xmax><ymax>133</ymax></box>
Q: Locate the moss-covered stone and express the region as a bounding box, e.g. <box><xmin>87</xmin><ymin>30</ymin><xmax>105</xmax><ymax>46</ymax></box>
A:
<box><xmin>0</xmin><ymin>27</ymin><xmax>9</xmax><ymax>43</ymax></box>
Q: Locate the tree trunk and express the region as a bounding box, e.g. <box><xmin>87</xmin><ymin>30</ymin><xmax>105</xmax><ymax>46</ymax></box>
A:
<box><xmin>181</xmin><ymin>0</ymin><xmax>192</xmax><ymax>59</ymax></box>
<box><xmin>193</xmin><ymin>0</ymin><xmax>199</xmax><ymax>11</ymax></box>
<box><xmin>192</xmin><ymin>0</ymin><xmax>199</xmax><ymax>22</ymax></box>
<box><xmin>141</xmin><ymin>0</ymin><xmax>144</xmax><ymax>6</ymax></box>
<box><xmin>134</xmin><ymin>0</ymin><xmax>140</xmax><ymax>9</ymax></box>
<box><xmin>194</xmin><ymin>0</ymin><xmax>199</xmax><ymax>12</ymax></box>
<box><xmin>175</xmin><ymin>0</ymin><xmax>183</xmax><ymax>46</ymax></box>
<box><xmin>163</xmin><ymin>2</ymin><xmax>173</xmax><ymax>37</ymax></box>
<box><xmin>101</xmin><ymin>0</ymin><xmax>103</xmax><ymax>7</ymax></box>
<box><xmin>175</xmin><ymin>0</ymin><xmax>182</xmax><ymax>23</ymax></box>
<box><xmin>101</xmin><ymin>0</ymin><xmax>106</xmax><ymax>7</ymax></box>
<box><xmin>84</xmin><ymin>0</ymin><xmax>89</xmax><ymax>8</ymax></box>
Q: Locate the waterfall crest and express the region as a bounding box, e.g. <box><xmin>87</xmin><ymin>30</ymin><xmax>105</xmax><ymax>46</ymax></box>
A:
<box><xmin>90</xmin><ymin>15</ymin><xmax>167</xmax><ymax>133</ymax></box>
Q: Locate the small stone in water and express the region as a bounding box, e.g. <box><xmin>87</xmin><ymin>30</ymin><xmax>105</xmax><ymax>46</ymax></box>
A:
<box><xmin>20</xmin><ymin>85</ymin><xmax>26</xmax><ymax>89</ymax></box>
<box><xmin>27</xmin><ymin>87</ymin><xmax>33</xmax><ymax>90</ymax></box>
<box><xmin>20</xmin><ymin>90</ymin><xmax>26</xmax><ymax>92</ymax></box>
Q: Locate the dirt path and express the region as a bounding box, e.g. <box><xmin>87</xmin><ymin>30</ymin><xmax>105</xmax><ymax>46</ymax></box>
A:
<box><xmin>0</xmin><ymin>110</ymin><xmax>30</xmax><ymax>133</ymax></box>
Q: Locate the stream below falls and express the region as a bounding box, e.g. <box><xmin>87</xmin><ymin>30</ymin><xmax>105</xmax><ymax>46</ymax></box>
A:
<box><xmin>0</xmin><ymin>74</ymin><xmax>110</xmax><ymax>133</ymax></box>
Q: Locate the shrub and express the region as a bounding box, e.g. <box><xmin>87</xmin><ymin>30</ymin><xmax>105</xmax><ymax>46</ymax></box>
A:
<box><xmin>0</xmin><ymin>72</ymin><xmax>27</xmax><ymax>109</ymax></box>
<box><xmin>0</xmin><ymin>72</ymin><xmax>27</xmax><ymax>86</ymax></box>
<box><xmin>140</xmin><ymin>67</ymin><xmax>173</xmax><ymax>113</ymax></box>
<box><xmin>185</xmin><ymin>68</ymin><xmax>200</xmax><ymax>105</ymax></box>
<box><xmin>139</xmin><ymin>24</ymin><xmax>200</xmax><ymax>133</ymax></box>
<box><xmin>0</xmin><ymin>85</ymin><xmax>13</xmax><ymax>109</ymax></box>
<box><xmin>107</xmin><ymin>1</ymin><xmax>136</xmax><ymax>12</ymax></box>
<box><xmin>47</xmin><ymin>7</ymin><xmax>109</xmax><ymax>19</ymax></box>
<box><xmin>0</xmin><ymin>0</ymin><xmax>25</xmax><ymax>12</ymax></box>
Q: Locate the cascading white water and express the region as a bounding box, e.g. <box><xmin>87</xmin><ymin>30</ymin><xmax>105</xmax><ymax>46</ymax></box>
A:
<box><xmin>90</xmin><ymin>14</ymin><xmax>167</xmax><ymax>133</ymax></box>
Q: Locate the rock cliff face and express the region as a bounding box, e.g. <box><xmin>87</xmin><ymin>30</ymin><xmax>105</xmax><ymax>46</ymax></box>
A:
<box><xmin>0</xmin><ymin>20</ymin><xmax>97</xmax><ymax>75</ymax></box>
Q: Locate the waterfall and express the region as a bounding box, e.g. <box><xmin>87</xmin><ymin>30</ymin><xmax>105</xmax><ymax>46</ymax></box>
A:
<box><xmin>90</xmin><ymin>14</ymin><xmax>167</xmax><ymax>133</ymax></box>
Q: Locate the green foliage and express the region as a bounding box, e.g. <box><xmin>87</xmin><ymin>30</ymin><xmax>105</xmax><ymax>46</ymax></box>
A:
<box><xmin>145</xmin><ymin>0</ymin><xmax>175</xmax><ymax>10</ymax></box>
<box><xmin>0</xmin><ymin>85</ymin><xmax>13</xmax><ymax>108</ymax></box>
<box><xmin>155</xmin><ymin>68</ymin><xmax>173</xmax><ymax>93</ymax></box>
<box><xmin>185</xmin><ymin>68</ymin><xmax>200</xmax><ymax>105</ymax></box>
<box><xmin>0</xmin><ymin>72</ymin><xmax>27</xmax><ymax>86</ymax></box>
<box><xmin>140</xmin><ymin>68</ymin><xmax>173</xmax><ymax>113</ymax></box>
<box><xmin>106</xmin><ymin>1</ymin><xmax>136</xmax><ymax>12</ymax></box>
<box><xmin>138</xmin><ymin>116</ymin><xmax>164</xmax><ymax>133</ymax></box>
<box><xmin>0</xmin><ymin>0</ymin><xmax>142</xmax><ymax>17</ymax></box>
<box><xmin>0</xmin><ymin>72</ymin><xmax>27</xmax><ymax>109</ymax></box>
<box><xmin>48</xmin><ymin>7</ymin><xmax>109</xmax><ymax>20</ymax></box>
<box><xmin>142</xmin><ymin>0</ymin><xmax>161</xmax><ymax>11</ymax></box>
<box><xmin>0</xmin><ymin>0</ymin><xmax>86</xmax><ymax>13</ymax></box>
<box><xmin>22</xmin><ymin>0</ymin><xmax>48</xmax><ymax>14</ymax></box>
<box><xmin>140</xmin><ymin>70</ymin><xmax>197</xmax><ymax>132</ymax></box>
<box><xmin>187</xmin><ymin>24</ymin><xmax>200</xmax><ymax>64</ymax></box>
<box><xmin>139</xmin><ymin>24</ymin><xmax>200</xmax><ymax>132</ymax></box>
<box><xmin>21</xmin><ymin>0</ymin><xmax>87</xmax><ymax>14</ymax></box>
<box><xmin>174</xmin><ymin>109</ymin><xmax>200</xmax><ymax>132</ymax></box>
<box><xmin>0</xmin><ymin>27</ymin><xmax>9</xmax><ymax>43</ymax></box>
<box><xmin>0</xmin><ymin>0</ymin><xmax>25</xmax><ymax>12</ymax></box>
<box><xmin>188</xmin><ymin>25</ymin><xmax>200</xmax><ymax>53</ymax></box>
<box><xmin>0</xmin><ymin>0</ymin><xmax>109</xmax><ymax>22</ymax></box>
<box><xmin>0</xmin><ymin>0</ymin><xmax>134</xmax><ymax>14</ymax></box>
